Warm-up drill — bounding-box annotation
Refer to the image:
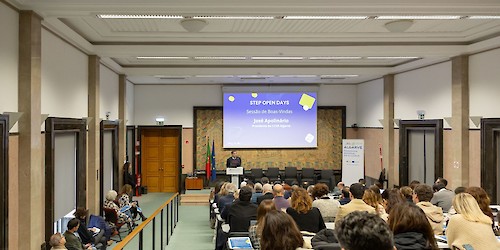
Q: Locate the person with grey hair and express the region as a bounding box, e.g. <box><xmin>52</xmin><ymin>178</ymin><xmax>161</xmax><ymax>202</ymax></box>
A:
<box><xmin>49</xmin><ymin>232</ymin><xmax>67</xmax><ymax>249</ymax></box>
<box><xmin>257</xmin><ymin>183</ymin><xmax>274</xmax><ymax>205</ymax></box>
<box><xmin>251</xmin><ymin>182</ymin><xmax>264</xmax><ymax>204</ymax></box>
<box><xmin>103</xmin><ymin>190</ymin><xmax>133</xmax><ymax>226</ymax></box>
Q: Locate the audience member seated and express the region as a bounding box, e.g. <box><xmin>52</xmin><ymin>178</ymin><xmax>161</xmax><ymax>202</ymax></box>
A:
<box><xmin>251</xmin><ymin>183</ymin><xmax>264</xmax><ymax>204</ymax></box>
<box><xmin>104</xmin><ymin>190</ymin><xmax>133</xmax><ymax>227</ymax></box>
<box><xmin>311</xmin><ymin>183</ymin><xmax>340</xmax><ymax>222</ymax></box>
<box><xmin>339</xmin><ymin>187</ymin><xmax>351</xmax><ymax>205</ymax></box>
<box><xmin>412</xmin><ymin>184</ymin><xmax>444</xmax><ymax>235</ymax></box>
<box><xmin>363</xmin><ymin>188</ymin><xmax>388</xmax><ymax>221</ymax></box>
<box><xmin>383</xmin><ymin>188</ymin><xmax>406</xmax><ymax>215</ymax></box>
<box><xmin>465</xmin><ymin>186</ymin><xmax>495</xmax><ymax>224</ymax></box>
<box><xmin>74</xmin><ymin>208</ymin><xmax>107</xmax><ymax>250</ymax></box>
<box><xmin>286</xmin><ymin>187</ymin><xmax>326</xmax><ymax>233</ymax></box>
<box><xmin>409</xmin><ymin>180</ymin><xmax>421</xmax><ymax>190</ymax></box>
<box><xmin>49</xmin><ymin>233</ymin><xmax>67</xmax><ymax>250</ymax></box>
<box><xmin>260</xmin><ymin>210</ymin><xmax>304</xmax><ymax>250</ymax></box>
<box><xmin>335</xmin><ymin>211</ymin><xmax>395</xmax><ymax>250</ymax></box>
<box><xmin>218</xmin><ymin>183</ymin><xmax>237</xmax><ymax>219</ymax></box>
<box><xmin>249</xmin><ymin>200</ymin><xmax>276</xmax><ymax>250</ymax></box>
<box><xmin>64</xmin><ymin>218</ymin><xmax>93</xmax><ymax>250</ymax></box>
<box><xmin>400</xmin><ymin>186</ymin><xmax>414</xmax><ymax>203</ymax></box>
<box><xmin>310</xmin><ymin>228</ymin><xmax>340</xmax><ymax>250</ymax></box>
<box><xmin>213</xmin><ymin>182</ymin><xmax>227</xmax><ymax>205</ymax></box>
<box><xmin>334</xmin><ymin>183</ymin><xmax>376</xmax><ymax>225</ymax></box>
<box><xmin>227</xmin><ymin>186</ymin><xmax>258</xmax><ymax>232</ymax></box>
<box><xmin>306</xmin><ymin>185</ymin><xmax>315</xmax><ymax>196</ymax></box>
<box><xmin>257</xmin><ymin>184</ymin><xmax>274</xmax><ymax>205</ymax></box>
<box><xmin>272</xmin><ymin>184</ymin><xmax>290</xmax><ymax>211</ymax></box>
<box><xmin>283</xmin><ymin>183</ymin><xmax>293</xmax><ymax>199</ymax></box>
<box><xmin>431</xmin><ymin>181</ymin><xmax>455</xmax><ymax>213</ymax></box>
<box><xmin>454</xmin><ymin>186</ymin><xmax>467</xmax><ymax>194</ymax></box>
<box><xmin>446</xmin><ymin>193</ymin><xmax>500</xmax><ymax>250</ymax></box>
<box><xmin>358</xmin><ymin>178</ymin><xmax>366</xmax><ymax>187</ymax></box>
<box><xmin>118</xmin><ymin>184</ymin><xmax>147</xmax><ymax>221</ymax></box>
<box><xmin>332</xmin><ymin>182</ymin><xmax>344</xmax><ymax>196</ymax></box>
<box><xmin>260</xmin><ymin>177</ymin><xmax>270</xmax><ymax>185</ymax></box>
<box><xmin>388</xmin><ymin>202</ymin><xmax>438</xmax><ymax>250</ymax></box>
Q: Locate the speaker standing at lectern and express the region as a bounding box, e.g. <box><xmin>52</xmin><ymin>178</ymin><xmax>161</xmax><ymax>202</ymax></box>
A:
<box><xmin>226</xmin><ymin>151</ymin><xmax>241</xmax><ymax>168</ymax></box>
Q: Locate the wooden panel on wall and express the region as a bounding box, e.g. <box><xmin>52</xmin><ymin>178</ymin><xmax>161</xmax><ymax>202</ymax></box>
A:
<box><xmin>194</xmin><ymin>107</ymin><xmax>345</xmax><ymax>170</ymax></box>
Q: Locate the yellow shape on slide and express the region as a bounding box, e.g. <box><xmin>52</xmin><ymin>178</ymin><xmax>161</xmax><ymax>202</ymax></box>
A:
<box><xmin>228</xmin><ymin>95</ymin><xmax>235</xmax><ymax>102</ymax></box>
<box><xmin>299</xmin><ymin>93</ymin><xmax>316</xmax><ymax>110</ymax></box>
<box><xmin>251</xmin><ymin>93</ymin><xmax>258</xmax><ymax>98</ymax></box>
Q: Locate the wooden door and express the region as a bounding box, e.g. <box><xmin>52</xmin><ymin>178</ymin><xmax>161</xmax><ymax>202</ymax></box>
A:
<box><xmin>141</xmin><ymin>127</ymin><xmax>180</xmax><ymax>193</ymax></box>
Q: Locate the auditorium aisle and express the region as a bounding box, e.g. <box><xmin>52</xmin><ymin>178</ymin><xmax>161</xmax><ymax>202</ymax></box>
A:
<box><xmin>165</xmin><ymin>205</ymin><xmax>214</xmax><ymax>250</ymax></box>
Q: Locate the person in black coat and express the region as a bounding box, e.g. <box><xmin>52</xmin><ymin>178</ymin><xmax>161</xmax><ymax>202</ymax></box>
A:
<box><xmin>257</xmin><ymin>184</ymin><xmax>274</xmax><ymax>205</ymax></box>
<box><xmin>227</xmin><ymin>186</ymin><xmax>258</xmax><ymax>232</ymax></box>
<box><xmin>388</xmin><ymin>202</ymin><xmax>438</xmax><ymax>250</ymax></box>
<box><xmin>123</xmin><ymin>162</ymin><xmax>135</xmax><ymax>187</ymax></box>
<box><xmin>73</xmin><ymin>208</ymin><xmax>107</xmax><ymax>250</ymax></box>
<box><xmin>226</xmin><ymin>151</ymin><xmax>242</xmax><ymax>168</ymax></box>
<box><xmin>286</xmin><ymin>187</ymin><xmax>326</xmax><ymax>233</ymax></box>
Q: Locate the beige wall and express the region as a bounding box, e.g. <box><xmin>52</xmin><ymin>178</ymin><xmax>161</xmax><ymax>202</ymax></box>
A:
<box><xmin>8</xmin><ymin>135</ymin><xmax>18</xmax><ymax>247</ymax></box>
<box><xmin>182</xmin><ymin>128</ymin><xmax>194</xmax><ymax>174</ymax></box>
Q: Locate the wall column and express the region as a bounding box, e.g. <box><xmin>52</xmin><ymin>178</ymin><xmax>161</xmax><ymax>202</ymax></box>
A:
<box><xmin>17</xmin><ymin>10</ymin><xmax>43</xmax><ymax>249</ymax></box>
<box><xmin>383</xmin><ymin>74</ymin><xmax>396</xmax><ymax>188</ymax></box>
<box><xmin>88</xmin><ymin>55</ymin><xmax>100</xmax><ymax>214</ymax></box>
<box><xmin>118</xmin><ymin>75</ymin><xmax>127</xmax><ymax>187</ymax></box>
<box><xmin>451</xmin><ymin>55</ymin><xmax>469</xmax><ymax>188</ymax></box>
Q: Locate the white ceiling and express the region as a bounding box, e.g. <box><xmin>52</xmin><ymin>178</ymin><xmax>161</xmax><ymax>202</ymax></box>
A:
<box><xmin>8</xmin><ymin>0</ymin><xmax>500</xmax><ymax>85</ymax></box>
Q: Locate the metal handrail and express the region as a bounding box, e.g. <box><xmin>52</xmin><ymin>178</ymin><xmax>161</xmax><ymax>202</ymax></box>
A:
<box><xmin>113</xmin><ymin>192</ymin><xmax>179</xmax><ymax>250</ymax></box>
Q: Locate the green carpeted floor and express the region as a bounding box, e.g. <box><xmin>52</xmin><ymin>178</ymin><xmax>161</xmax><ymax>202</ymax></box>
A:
<box><xmin>164</xmin><ymin>205</ymin><xmax>214</xmax><ymax>250</ymax></box>
<box><xmin>111</xmin><ymin>192</ymin><xmax>214</xmax><ymax>250</ymax></box>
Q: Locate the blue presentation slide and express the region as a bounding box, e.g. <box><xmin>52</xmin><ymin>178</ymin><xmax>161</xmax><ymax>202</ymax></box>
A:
<box><xmin>223</xmin><ymin>92</ymin><xmax>317</xmax><ymax>148</ymax></box>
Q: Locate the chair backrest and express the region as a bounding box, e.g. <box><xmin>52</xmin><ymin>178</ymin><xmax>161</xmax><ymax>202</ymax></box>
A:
<box><xmin>251</xmin><ymin>168</ymin><xmax>264</xmax><ymax>178</ymax></box>
<box><xmin>103</xmin><ymin>207</ymin><xmax>118</xmax><ymax>223</ymax></box>
<box><xmin>266</xmin><ymin>167</ymin><xmax>279</xmax><ymax>177</ymax></box>
<box><xmin>302</xmin><ymin>168</ymin><xmax>315</xmax><ymax>178</ymax></box>
<box><xmin>321</xmin><ymin>169</ymin><xmax>334</xmax><ymax>179</ymax></box>
<box><xmin>285</xmin><ymin>167</ymin><xmax>297</xmax><ymax>177</ymax></box>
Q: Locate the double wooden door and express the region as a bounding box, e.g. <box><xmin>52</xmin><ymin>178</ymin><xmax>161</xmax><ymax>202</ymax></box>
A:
<box><xmin>141</xmin><ymin>127</ymin><xmax>180</xmax><ymax>193</ymax></box>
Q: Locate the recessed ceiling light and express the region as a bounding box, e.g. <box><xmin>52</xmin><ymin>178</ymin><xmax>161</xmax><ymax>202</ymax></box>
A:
<box><xmin>97</xmin><ymin>14</ymin><xmax>183</xmax><ymax>19</ymax></box>
<box><xmin>278</xmin><ymin>75</ymin><xmax>318</xmax><ymax>77</ymax></box>
<box><xmin>195</xmin><ymin>75</ymin><xmax>235</xmax><ymax>77</ymax></box>
<box><xmin>467</xmin><ymin>16</ymin><xmax>500</xmax><ymax>19</ymax></box>
<box><xmin>154</xmin><ymin>75</ymin><xmax>191</xmax><ymax>79</ymax></box>
<box><xmin>283</xmin><ymin>16</ymin><xmax>368</xmax><ymax>20</ymax></box>
<box><xmin>137</xmin><ymin>56</ymin><xmax>190</xmax><ymax>60</ymax></box>
<box><xmin>194</xmin><ymin>56</ymin><xmax>247</xmax><ymax>60</ymax></box>
<box><xmin>250</xmin><ymin>56</ymin><xmax>304</xmax><ymax>60</ymax></box>
<box><xmin>320</xmin><ymin>75</ymin><xmax>359</xmax><ymax>79</ymax></box>
<box><xmin>308</xmin><ymin>56</ymin><xmax>362</xmax><ymax>60</ymax></box>
<box><xmin>366</xmin><ymin>56</ymin><xmax>419</xmax><ymax>59</ymax></box>
<box><xmin>376</xmin><ymin>15</ymin><xmax>461</xmax><ymax>20</ymax></box>
<box><xmin>192</xmin><ymin>16</ymin><xmax>274</xmax><ymax>20</ymax></box>
<box><xmin>237</xmin><ymin>75</ymin><xmax>274</xmax><ymax>78</ymax></box>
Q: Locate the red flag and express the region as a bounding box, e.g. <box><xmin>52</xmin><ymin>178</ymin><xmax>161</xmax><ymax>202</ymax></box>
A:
<box><xmin>206</xmin><ymin>138</ymin><xmax>211</xmax><ymax>180</ymax></box>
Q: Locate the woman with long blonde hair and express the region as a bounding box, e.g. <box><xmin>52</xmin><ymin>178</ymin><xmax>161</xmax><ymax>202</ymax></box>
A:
<box><xmin>363</xmin><ymin>189</ymin><xmax>388</xmax><ymax>221</ymax></box>
<box><xmin>446</xmin><ymin>193</ymin><xmax>500</xmax><ymax>250</ymax></box>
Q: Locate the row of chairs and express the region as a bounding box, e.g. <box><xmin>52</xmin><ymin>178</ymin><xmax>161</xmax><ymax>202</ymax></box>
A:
<box><xmin>246</xmin><ymin>167</ymin><xmax>337</xmax><ymax>189</ymax></box>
